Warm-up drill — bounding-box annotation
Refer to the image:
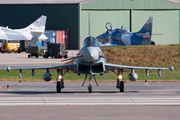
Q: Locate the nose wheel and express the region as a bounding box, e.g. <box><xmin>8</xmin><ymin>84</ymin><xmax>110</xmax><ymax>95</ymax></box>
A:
<box><xmin>88</xmin><ymin>85</ymin><xmax>92</xmax><ymax>93</ymax></box>
<box><xmin>88</xmin><ymin>74</ymin><xmax>93</xmax><ymax>93</ymax></box>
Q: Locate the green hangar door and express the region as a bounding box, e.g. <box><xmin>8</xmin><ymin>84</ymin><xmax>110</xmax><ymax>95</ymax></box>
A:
<box><xmin>132</xmin><ymin>10</ymin><xmax>179</xmax><ymax>45</ymax></box>
<box><xmin>80</xmin><ymin>10</ymin><xmax>130</xmax><ymax>48</ymax></box>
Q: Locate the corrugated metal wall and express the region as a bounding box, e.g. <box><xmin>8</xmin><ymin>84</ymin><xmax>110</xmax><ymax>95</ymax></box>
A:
<box><xmin>80</xmin><ymin>10</ymin><xmax>130</xmax><ymax>48</ymax></box>
<box><xmin>132</xmin><ymin>10</ymin><xmax>179</xmax><ymax>45</ymax></box>
<box><xmin>80</xmin><ymin>0</ymin><xmax>180</xmax><ymax>47</ymax></box>
<box><xmin>81</xmin><ymin>0</ymin><xmax>180</xmax><ymax>10</ymax></box>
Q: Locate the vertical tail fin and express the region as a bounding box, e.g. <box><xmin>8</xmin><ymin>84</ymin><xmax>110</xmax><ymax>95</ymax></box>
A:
<box><xmin>138</xmin><ymin>17</ymin><xmax>153</xmax><ymax>35</ymax></box>
<box><xmin>26</xmin><ymin>15</ymin><xmax>47</xmax><ymax>33</ymax></box>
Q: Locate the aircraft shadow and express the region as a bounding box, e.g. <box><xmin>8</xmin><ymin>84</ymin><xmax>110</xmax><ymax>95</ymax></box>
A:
<box><xmin>0</xmin><ymin>90</ymin><xmax>139</xmax><ymax>94</ymax></box>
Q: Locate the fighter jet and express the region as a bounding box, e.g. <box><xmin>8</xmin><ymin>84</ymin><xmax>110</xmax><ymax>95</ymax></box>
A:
<box><xmin>96</xmin><ymin>17</ymin><xmax>158</xmax><ymax>46</ymax></box>
<box><xmin>5</xmin><ymin>36</ymin><xmax>174</xmax><ymax>93</ymax></box>
<box><xmin>0</xmin><ymin>15</ymin><xmax>47</xmax><ymax>41</ymax></box>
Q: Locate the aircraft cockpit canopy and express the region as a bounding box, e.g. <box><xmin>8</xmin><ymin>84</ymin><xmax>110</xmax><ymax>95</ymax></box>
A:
<box><xmin>83</xmin><ymin>36</ymin><xmax>98</xmax><ymax>47</ymax></box>
<box><xmin>115</xmin><ymin>28</ymin><xmax>127</xmax><ymax>33</ymax></box>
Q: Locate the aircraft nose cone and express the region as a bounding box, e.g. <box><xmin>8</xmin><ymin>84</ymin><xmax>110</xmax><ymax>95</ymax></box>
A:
<box><xmin>96</xmin><ymin>35</ymin><xmax>101</xmax><ymax>40</ymax></box>
<box><xmin>96</xmin><ymin>33</ymin><xmax>108</xmax><ymax>42</ymax></box>
<box><xmin>83</xmin><ymin>47</ymin><xmax>99</xmax><ymax>62</ymax></box>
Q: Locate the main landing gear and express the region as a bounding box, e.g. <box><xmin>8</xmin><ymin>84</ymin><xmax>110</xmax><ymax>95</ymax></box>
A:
<box><xmin>113</xmin><ymin>69</ymin><xmax>124</xmax><ymax>92</ymax></box>
<box><xmin>56</xmin><ymin>69</ymin><xmax>65</xmax><ymax>93</ymax></box>
<box><xmin>82</xmin><ymin>74</ymin><xmax>99</xmax><ymax>93</ymax></box>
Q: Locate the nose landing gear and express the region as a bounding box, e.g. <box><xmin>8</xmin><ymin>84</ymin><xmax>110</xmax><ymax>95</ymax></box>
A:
<box><xmin>88</xmin><ymin>85</ymin><xmax>92</xmax><ymax>93</ymax></box>
<box><xmin>82</xmin><ymin>74</ymin><xmax>99</xmax><ymax>93</ymax></box>
<box><xmin>88</xmin><ymin>74</ymin><xmax>93</xmax><ymax>93</ymax></box>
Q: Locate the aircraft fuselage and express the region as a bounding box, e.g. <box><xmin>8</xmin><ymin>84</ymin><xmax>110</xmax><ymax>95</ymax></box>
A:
<box><xmin>75</xmin><ymin>46</ymin><xmax>106</xmax><ymax>75</ymax></box>
<box><xmin>0</xmin><ymin>15</ymin><xmax>47</xmax><ymax>41</ymax></box>
<box><xmin>0</xmin><ymin>27</ymin><xmax>46</xmax><ymax>41</ymax></box>
<box><xmin>97</xmin><ymin>29</ymin><xmax>152</xmax><ymax>46</ymax></box>
<box><xmin>97</xmin><ymin>17</ymin><xmax>155</xmax><ymax>46</ymax></box>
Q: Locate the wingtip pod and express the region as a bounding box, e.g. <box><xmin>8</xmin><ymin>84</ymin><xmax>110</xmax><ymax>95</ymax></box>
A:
<box><xmin>169</xmin><ymin>66</ymin><xmax>174</xmax><ymax>71</ymax></box>
<box><xmin>5</xmin><ymin>66</ymin><xmax>11</xmax><ymax>72</ymax></box>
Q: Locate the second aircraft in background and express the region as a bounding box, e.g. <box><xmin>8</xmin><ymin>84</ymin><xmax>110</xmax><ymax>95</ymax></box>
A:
<box><xmin>96</xmin><ymin>17</ymin><xmax>161</xmax><ymax>47</ymax></box>
<box><xmin>0</xmin><ymin>15</ymin><xmax>47</xmax><ymax>42</ymax></box>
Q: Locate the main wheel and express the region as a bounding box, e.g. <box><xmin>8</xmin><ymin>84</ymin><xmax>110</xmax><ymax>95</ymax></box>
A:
<box><xmin>88</xmin><ymin>85</ymin><xmax>92</xmax><ymax>93</ymax></box>
<box><xmin>28</xmin><ymin>54</ymin><xmax>30</xmax><ymax>58</ymax></box>
<box><xmin>120</xmin><ymin>81</ymin><xmax>124</xmax><ymax>92</ymax></box>
<box><xmin>57</xmin><ymin>81</ymin><xmax>61</xmax><ymax>93</ymax></box>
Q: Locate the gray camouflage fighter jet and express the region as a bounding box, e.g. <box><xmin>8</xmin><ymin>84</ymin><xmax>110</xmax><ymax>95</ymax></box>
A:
<box><xmin>6</xmin><ymin>36</ymin><xmax>173</xmax><ymax>93</ymax></box>
<box><xmin>97</xmin><ymin>17</ymin><xmax>161</xmax><ymax>46</ymax></box>
<box><xmin>0</xmin><ymin>15</ymin><xmax>47</xmax><ymax>41</ymax></box>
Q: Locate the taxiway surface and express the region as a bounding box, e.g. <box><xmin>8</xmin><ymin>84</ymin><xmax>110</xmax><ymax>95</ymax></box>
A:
<box><xmin>0</xmin><ymin>50</ymin><xmax>79</xmax><ymax>69</ymax></box>
<box><xmin>0</xmin><ymin>81</ymin><xmax>180</xmax><ymax>119</ymax></box>
<box><xmin>0</xmin><ymin>52</ymin><xmax>180</xmax><ymax>119</ymax></box>
<box><xmin>1</xmin><ymin>81</ymin><xmax>180</xmax><ymax>105</ymax></box>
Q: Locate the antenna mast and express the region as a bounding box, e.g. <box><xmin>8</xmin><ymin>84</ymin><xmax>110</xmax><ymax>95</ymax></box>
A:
<box><xmin>88</xmin><ymin>12</ymin><xmax>90</xmax><ymax>36</ymax></box>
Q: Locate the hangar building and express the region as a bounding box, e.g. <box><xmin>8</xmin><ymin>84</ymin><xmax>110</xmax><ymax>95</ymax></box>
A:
<box><xmin>0</xmin><ymin>0</ymin><xmax>180</xmax><ymax>49</ymax></box>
